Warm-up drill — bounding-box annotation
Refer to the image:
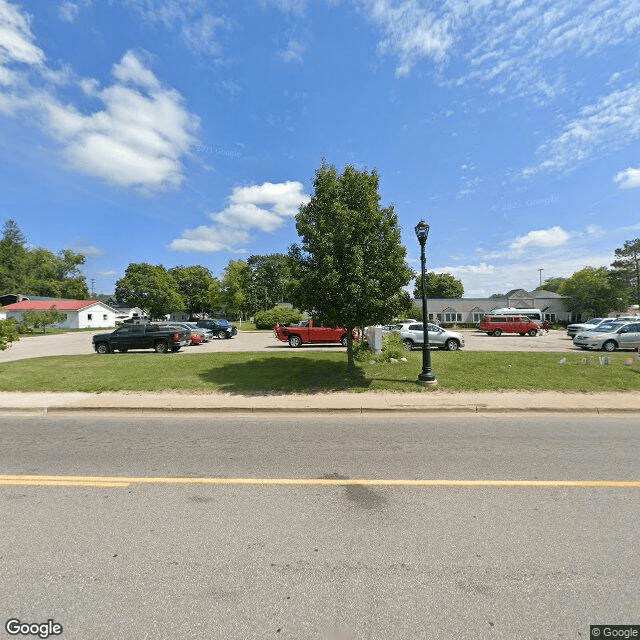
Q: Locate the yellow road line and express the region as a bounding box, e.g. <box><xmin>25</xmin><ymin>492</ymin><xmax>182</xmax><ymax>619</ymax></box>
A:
<box><xmin>1</xmin><ymin>475</ymin><xmax>640</xmax><ymax>489</ymax></box>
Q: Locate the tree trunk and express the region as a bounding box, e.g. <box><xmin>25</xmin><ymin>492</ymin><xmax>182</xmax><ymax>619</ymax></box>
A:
<box><xmin>346</xmin><ymin>326</ymin><xmax>355</xmax><ymax>373</ymax></box>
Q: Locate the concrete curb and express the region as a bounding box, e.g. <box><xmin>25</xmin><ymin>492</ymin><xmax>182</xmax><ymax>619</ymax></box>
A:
<box><xmin>1</xmin><ymin>405</ymin><xmax>637</xmax><ymax>416</ymax></box>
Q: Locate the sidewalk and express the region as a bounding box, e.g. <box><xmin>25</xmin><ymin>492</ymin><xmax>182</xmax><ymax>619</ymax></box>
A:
<box><xmin>0</xmin><ymin>390</ymin><xmax>638</xmax><ymax>414</ymax></box>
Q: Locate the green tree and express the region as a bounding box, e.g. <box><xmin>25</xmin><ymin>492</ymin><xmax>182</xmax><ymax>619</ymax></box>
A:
<box><xmin>115</xmin><ymin>263</ymin><xmax>184</xmax><ymax>319</ymax></box>
<box><xmin>0</xmin><ymin>220</ymin><xmax>89</xmax><ymax>298</ymax></box>
<box><xmin>0</xmin><ymin>219</ymin><xmax>27</xmax><ymax>293</ymax></box>
<box><xmin>0</xmin><ymin>318</ymin><xmax>19</xmax><ymax>349</ymax></box>
<box><xmin>290</xmin><ymin>161</ymin><xmax>413</xmax><ymax>372</ymax></box>
<box><xmin>221</xmin><ymin>260</ymin><xmax>251</xmax><ymax>319</ymax></box>
<box><xmin>413</xmin><ymin>272</ymin><xmax>464</xmax><ymax>299</ymax></box>
<box><xmin>611</xmin><ymin>238</ymin><xmax>640</xmax><ymax>310</ymax></box>
<box><xmin>23</xmin><ymin>248</ymin><xmax>89</xmax><ymax>298</ymax></box>
<box><xmin>22</xmin><ymin>308</ymin><xmax>68</xmax><ymax>333</ymax></box>
<box><xmin>558</xmin><ymin>267</ymin><xmax>627</xmax><ymax>316</ymax></box>
<box><xmin>537</xmin><ymin>277</ymin><xmax>566</xmax><ymax>293</ymax></box>
<box><xmin>246</xmin><ymin>253</ymin><xmax>295</xmax><ymax>314</ymax></box>
<box><xmin>169</xmin><ymin>265</ymin><xmax>219</xmax><ymax>317</ymax></box>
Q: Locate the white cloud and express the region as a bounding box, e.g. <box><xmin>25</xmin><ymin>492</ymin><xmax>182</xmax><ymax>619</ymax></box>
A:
<box><xmin>170</xmin><ymin>181</ymin><xmax>311</xmax><ymax>252</ymax></box>
<box><xmin>122</xmin><ymin>0</ymin><xmax>227</xmax><ymax>57</ymax></box>
<box><xmin>359</xmin><ymin>0</ymin><xmax>640</xmax><ymax>100</ymax></box>
<box><xmin>169</xmin><ymin>225</ymin><xmax>250</xmax><ymax>253</ymax></box>
<box><xmin>279</xmin><ymin>38</ymin><xmax>306</xmax><ymax>64</ymax></box>
<box><xmin>0</xmin><ymin>3</ymin><xmax>199</xmax><ymax>191</ymax></box>
<box><xmin>41</xmin><ymin>51</ymin><xmax>199</xmax><ymax>191</ymax></box>
<box><xmin>524</xmin><ymin>84</ymin><xmax>640</xmax><ymax>175</ymax></box>
<box><xmin>510</xmin><ymin>226</ymin><xmax>571</xmax><ymax>252</ymax></box>
<box><xmin>614</xmin><ymin>167</ymin><xmax>640</xmax><ymax>190</ymax></box>
<box><xmin>0</xmin><ymin>0</ymin><xmax>45</xmax><ymax>68</ymax></box>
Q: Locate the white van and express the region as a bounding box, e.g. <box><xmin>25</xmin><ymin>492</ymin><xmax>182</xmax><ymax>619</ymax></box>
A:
<box><xmin>489</xmin><ymin>307</ymin><xmax>543</xmax><ymax>322</ymax></box>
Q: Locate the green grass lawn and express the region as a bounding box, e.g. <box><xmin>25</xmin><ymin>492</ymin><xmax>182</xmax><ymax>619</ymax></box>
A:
<box><xmin>0</xmin><ymin>350</ymin><xmax>639</xmax><ymax>393</ymax></box>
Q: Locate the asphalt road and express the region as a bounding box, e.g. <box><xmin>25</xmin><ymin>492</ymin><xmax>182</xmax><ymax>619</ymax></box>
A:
<box><xmin>1</xmin><ymin>414</ymin><xmax>638</xmax><ymax>639</ymax></box>
<box><xmin>0</xmin><ymin>328</ymin><xmax>577</xmax><ymax>362</ymax></box>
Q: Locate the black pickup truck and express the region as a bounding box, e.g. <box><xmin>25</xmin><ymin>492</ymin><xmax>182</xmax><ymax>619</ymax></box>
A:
<box><xmin>92</xmin><ymin>323</ymin><xmax>190</xmax><ymax>354</ymax></box>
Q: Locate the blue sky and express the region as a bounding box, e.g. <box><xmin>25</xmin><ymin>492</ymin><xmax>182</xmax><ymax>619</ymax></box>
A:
<box><xmin>1</xmin><ymin>0</ymin><xmax>640</xmax><ymax>297</ymax></box>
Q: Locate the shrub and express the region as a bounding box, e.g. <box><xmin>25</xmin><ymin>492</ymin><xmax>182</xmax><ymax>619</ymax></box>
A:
<box><xmin>354</xmin><ymin>331</ymin><xmax>406</xmax><ymax>362</ymax></box>
<box><xmin>380</xmin><ymin>332</ymin><xmax>406</xmax><ymax>360</ymax></box>
<box><xmin>0</xmin><ymin>318</ymin><xmax>20</xmax><ymax>350</ymax></box>
<box><xmin>254</xmin><ymin>306</ymin><xmax>304</xmax><ymax>330</ymax></box>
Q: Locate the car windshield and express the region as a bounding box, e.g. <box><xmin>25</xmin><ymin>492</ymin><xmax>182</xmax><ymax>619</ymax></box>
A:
<box><xmin>594</xmin><ymin>322</ymin><xmax>625</xmax><ymax>333</ymax></box>
<box><xmin>586</xmin><ymin>318</ymin><xmax>604</xmax><ymax>325</ymax></box>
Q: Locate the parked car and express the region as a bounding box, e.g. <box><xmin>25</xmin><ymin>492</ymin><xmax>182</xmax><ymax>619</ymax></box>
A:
<box><xmin>184</xmin><ymin>322</ymin><xmax>213</xmax><ymax>341</ymax></box>
<box><xmin>566</xmin><ymin>317</ymin><xmax>606</xmax><ymax>338</ymax></box>
<box><xmin>274</xmin><ymin>319</ymin><xmax>359</xmax><ymax>347</ymax></box>
<box><xmin>478</xmin><ymin>314</ymin><xmax>540</xmax><ymax>336</ymax></box>
<box><xmin>396</xmin><ymin>322</ymin><xmax>465</xmax><ymax>351</ymax></box>
<box><xmin>92</xmin><ymin>323</ymin><xmax>190</xmax><ymax>353</ymax></box>
<box><xmin>196</xmin><ymin>318</ymin><xmax>238</xmax><ymax>339</ymax></box>
<box><xmin>573</xmin><ymin>321</ymin><xmax>640</xmax><ymax>351</ymax></box>
<box><xmin>567</xmin><ymin>316</ymin><xmax>638</xmax><ymax>337</ymax></box>
<box><xmin>162</xmin><ymin>322</ymin><xmax>208</xmax><ymax>345</ymax></box>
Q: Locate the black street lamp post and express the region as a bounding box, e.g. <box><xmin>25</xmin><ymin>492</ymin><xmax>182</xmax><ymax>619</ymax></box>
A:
<box><xmin>415</xmin><ymin>220</ymin><xmax>437</xmax><ymax>386</ymax></box>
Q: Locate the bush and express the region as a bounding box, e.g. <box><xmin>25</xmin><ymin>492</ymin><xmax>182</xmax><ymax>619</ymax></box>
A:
<box><xmin>380</xmin><ymin>332</ymin><xmax>406</xmax><ymax>360</ymax></box>
<box><xmin>0</xmin><ymin>318</ymin><xmax>20</xmax><ymax>350</ymax></box>
<box><xmin>354</xmin><ymin>331</ymin><xmax>407</xmax><ymax>362</ymax></box>
<box><xmin>254</xmin><ymin>306</ymin><xmax>304</xmax><ymax>330</ymax></box>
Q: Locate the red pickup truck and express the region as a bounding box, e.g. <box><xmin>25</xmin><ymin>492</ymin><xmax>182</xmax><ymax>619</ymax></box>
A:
<box><xmin>274</xmin><ymin>320</ymin><xmax>359</xmax><ymax>348</ymax></box>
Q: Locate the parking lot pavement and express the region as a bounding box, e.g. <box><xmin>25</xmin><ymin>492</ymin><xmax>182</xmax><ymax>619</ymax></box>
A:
<box><xmin>0</xmin><ymin>329</ymin><xmax>579</xmax><ymax>363</ymax></box>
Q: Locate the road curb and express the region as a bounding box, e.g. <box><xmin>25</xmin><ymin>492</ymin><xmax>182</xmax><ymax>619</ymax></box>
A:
<box><xmin>11</xmin><ymin>405</ymin><xmax>638</xmax><ymax>415</ymax></box>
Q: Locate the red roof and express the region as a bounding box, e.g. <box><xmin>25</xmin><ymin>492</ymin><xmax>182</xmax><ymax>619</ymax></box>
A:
<box><xmin>3</xmin><ymin>300</ymin><xmax>101</xmax><ymax>312</ymax></box>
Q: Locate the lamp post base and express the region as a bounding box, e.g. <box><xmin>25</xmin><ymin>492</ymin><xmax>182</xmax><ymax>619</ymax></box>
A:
<box><xmin>418</xmin><ymin>373</ymin><xmax>438</xmax><ymax>387</ymax></box>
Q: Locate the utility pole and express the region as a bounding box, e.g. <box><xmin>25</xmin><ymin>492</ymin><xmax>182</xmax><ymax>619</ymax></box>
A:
<box><xmin>538</xmin><ymin>269</ymin><xmax>543</xmax><ymax>288</ymax></box>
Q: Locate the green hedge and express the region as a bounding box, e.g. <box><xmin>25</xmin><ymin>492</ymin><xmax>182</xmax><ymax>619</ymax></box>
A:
<box><xmin>254</xmin><ymin>306</ymin><xmax>304</xmax><ymax>330</ymax></box>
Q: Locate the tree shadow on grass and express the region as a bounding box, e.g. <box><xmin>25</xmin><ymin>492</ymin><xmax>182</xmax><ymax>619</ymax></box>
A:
<box><xmin>198</xmin><ymin>356</ymin><xmax>372</xmax><ymax>394</ymax></box>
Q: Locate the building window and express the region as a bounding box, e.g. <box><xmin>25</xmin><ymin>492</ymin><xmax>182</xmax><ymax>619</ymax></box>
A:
<box><xmin>545</xmin><ymin>313</ymin><xmax>556</xmax><ymax>322</ymax></box>
<box><xmin>103</xmin><ymin>314</ymin><xmax>108</xmax><ymax>321</ymax></box>
<box><xmin>443</xmin><ymin>313</ymin><xmax>462</xmax><ymax>323</ymax></box>
<box><xmin>472</xmin><ymin>312</ymin><xmax>484</xmax><ymax>323</ymax></box>
<box><xmin>87</xmin><ymin>314</ymin><xmax>92</xmax><ymax>320</ymax></box>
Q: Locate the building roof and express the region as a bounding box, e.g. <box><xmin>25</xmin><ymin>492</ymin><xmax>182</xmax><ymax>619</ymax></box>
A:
<box><xmin>3</xmin><ymin>299</ymin><xmax>112</xmax><ymax>312</ymax></box>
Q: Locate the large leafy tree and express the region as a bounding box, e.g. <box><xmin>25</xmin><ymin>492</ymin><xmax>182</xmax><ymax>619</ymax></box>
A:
<box><xmin>0</xmin><ymin>219</ymin><xmax>89</xmax><ymax>297</ymax></box>
<box><xmin>558</xmin><ymin>267</ymin><xmax>627</xmax><ymax>316</ymax></box>
<box><xmin>169</xmin><ymin>265</ymin><xmax>220</xmax><ymax>317</ymax></box>
<box><xmin>413</xmin><ymin>272</ymin><xmax>464</xmax><ymax>299</ymax></box>
<box><xmin>115</xmin><ymin>263</ymin><xmax>184</xmax><ymax>319</ymax></box>
<box><xmin>611</xmin><ymin>238</ymin><xmax>640</xmax><ymax>310</ymax></box>
<box><xmin>23</xmin><ymin>248</ymin><xmax>89</xmax><ymax>298</ymax></box>
<box><xmin>290</xmin><ymin>161</ymin><xmax>413</xmax><ymax>371</ymax></box>
<box><xmin>246</xmin><ymin>253</ymin><xmax>295</xmax><ymax>314</ymax></box>
<box><xmin>537</xmin><ymin>277</ymin><xmax>566</xmax><ymax>293</ymax></box>
<box><xmin>0</xmin><ymin>219</ymin><xmax>28</xmax><ymax>293</ymax></box>
<box><xmin>221</xmin><ymin>260</ymin><xmax>251</xmax><ymax>319</ymax></box>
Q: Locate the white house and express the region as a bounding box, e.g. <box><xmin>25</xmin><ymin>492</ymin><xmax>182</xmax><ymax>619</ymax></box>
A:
<box><xmin>4</xmin><ymin>300</ymin><xmax>117</xmax><ymax>329</ymax></box>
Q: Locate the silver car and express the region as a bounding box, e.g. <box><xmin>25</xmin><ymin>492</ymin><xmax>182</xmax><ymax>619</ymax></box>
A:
<box><xmin>397</xmin><ymin>322</ymin><xmax>465</xmax><ymax>351</ymax></box>
<box><xmin>573</xmin><ymin>321</ymin><xmax>640</xmax><ymax>351</ymax></box>
<box><xmin>567</xmin><ymin>315</ymin><xmax>638</xmax><ymax>337</ymax></box>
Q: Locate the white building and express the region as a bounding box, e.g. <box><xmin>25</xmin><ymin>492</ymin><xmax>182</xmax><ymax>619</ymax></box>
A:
<box><xmin>4</xmin><ymin>300</ymin><xmax>117</xmax><ymax>329</ymax></box>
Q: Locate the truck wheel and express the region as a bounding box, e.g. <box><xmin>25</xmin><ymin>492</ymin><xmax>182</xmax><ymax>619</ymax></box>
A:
<box><xmin>340</xmin><ymin>335</ymin><xmax>348</xmax><ymax>347</ymax></box>
<box><xmin>217</xmin><ymin>330</ymin><xmax>227</xmax><ymax>339</ymax></box>
<box><xmin>96</xmin><ymin>343</ymin><xmax>110</xmax><ymax>354</ymax></box>
<box><xmin>154</xmin><ymin>340</ymin><xmax>169</xmax><ymax>353</ymax></box>
<box><xmin>444</xmin><ymin>339</ymin><xmax>460</xmax><ymax>351</ymax></box>
<box><xmin>492</xmin><ymin>329</ymin><xmax>502</xmax><ymax>337</ymax></box>
<box><xmin>288</xmin><ymin>335</ymin><xmax>302</xmax><ymax>348</ymax></box>
<box><xmin>528</xmin><ymin>329</ymin><xmax>537</xmax><ymax>336</ymax></box>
